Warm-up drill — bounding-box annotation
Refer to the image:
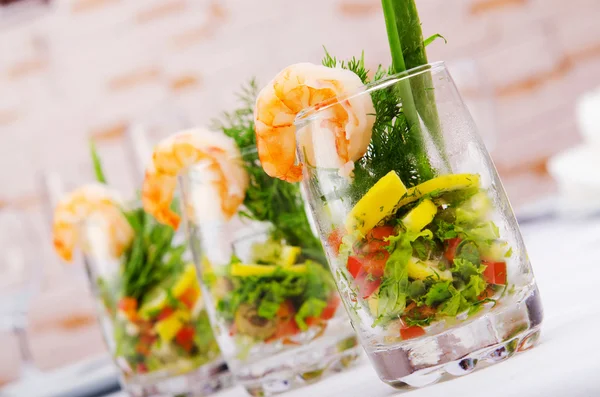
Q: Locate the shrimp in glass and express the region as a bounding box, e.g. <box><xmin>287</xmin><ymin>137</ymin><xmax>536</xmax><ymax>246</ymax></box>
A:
<box><xmin>52</xmin><ymin>183</ymin><xmax>133</xmax><ymax>262</ymax></box>
<box><xmin>142</xmin><ymin>128</ymin><xmax>248</xmax><ymax>229</ymax></box>
<box><xmin>254</xmin><ymin>62</ymin><xmax>375</xmax><ymax>182</ymax></box>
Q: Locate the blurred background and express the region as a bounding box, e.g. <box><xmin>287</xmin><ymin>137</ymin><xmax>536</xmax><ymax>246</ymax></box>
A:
<box><xmin>0</xmin><ymin>0</ymin><xmax>598</xmax><ymax>388</ymax></box>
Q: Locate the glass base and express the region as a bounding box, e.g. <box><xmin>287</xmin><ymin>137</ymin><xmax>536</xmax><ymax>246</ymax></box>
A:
<box><xmin>367</xmin><ymin>286</ymin><xmax>543</xmax><ymax>389</ymax></box>
<box><xmin>238</xmin><ymin>333</ymin><xmax>362</xmax><ymax>397</ymax></box>
<box><xmin>123</xmin><ymin>360</ymin><xmax>233</xmax><ymax>397</ymax></box>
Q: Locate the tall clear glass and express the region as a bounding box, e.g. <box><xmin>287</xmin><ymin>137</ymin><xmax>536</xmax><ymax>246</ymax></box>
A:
<box><xmin>180</xmin><ymin>149</ymin><xmax>361</xmax><ymax>397</ymax></box>
<box><xmin>294</xmin><ymin>62</ymin><xmax>543</xmax><ymax>389</ymax></box>
<box><xmin>81</xmin><ymin>202</ymin><xmax>230</xmax><ymax>397</ymax></box>
<box><xmin>0</xmin><ymin>209</ymin><xmax>42</xmax><ymax>380</ymax></box>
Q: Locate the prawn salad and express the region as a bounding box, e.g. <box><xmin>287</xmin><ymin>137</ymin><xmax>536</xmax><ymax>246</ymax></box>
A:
<box><xmin>332</xmin><ymin>172</ymin><xmax>511</xmax><ymax>340</ymax></box>
<box><xmin>211</xmin><ymin>84</ymin><xmax>345</xmax><ymax>349</ymax></box>
<box><xmin>140</xmin><ymin>91</ymin><xmax>350</xmax><ymax>358</ymax></box>
<box><xmin>108</xmin><ymin>211</ymin><xmax>220</xmax><ymax>377</ymax></box>
<box><xmin>252</xmin><ymin>0</ymin><xmax>535</xmax><ymax>351</ymax></box>
<box><xmin>51</xmin><ymin>149</ymin><xmax>221</xmax><ymax>381</ymax></box>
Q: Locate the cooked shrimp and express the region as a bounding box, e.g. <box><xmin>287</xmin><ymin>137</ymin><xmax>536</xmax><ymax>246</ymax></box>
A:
<box><xmin>142</xmin><ymin>128</ymin><xmax>249</xmax><ymax>229</ymax></box>
<box><xmin>52</xmin><ymin>183</ymin><xmax>133</xmax><ymax>262</ymax></box>
<box><xmin>254</xmin><ymin>62</ymin><xmax>375</xmax><ymax>182</ymax></box>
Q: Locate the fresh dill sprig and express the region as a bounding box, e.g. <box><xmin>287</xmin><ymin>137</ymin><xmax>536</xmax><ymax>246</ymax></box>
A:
<box><xmin>321</xmin><ymin>51</ymin><xmax>434</xmax><ymax>199</ymax></box>
<box><xmin>89</xmin><ymin>141</ymin><xmax>184</xmax><ymax>302</ymax></box>
<box><xmin>322</xmin><ymin>47</ymin><xmax>369</xmax><ymax>84</ymax></box>
<box><xmin>211</xmin><ymin>82</ymin><xmax>325</xmax><ymax>262</ymax></box>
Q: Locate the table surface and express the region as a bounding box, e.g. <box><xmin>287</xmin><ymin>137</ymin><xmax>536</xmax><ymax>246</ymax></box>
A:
<box><xmin>5</xmin><ymin>215</ymin><xmax>600</xmax><ymax>397</ymax></box>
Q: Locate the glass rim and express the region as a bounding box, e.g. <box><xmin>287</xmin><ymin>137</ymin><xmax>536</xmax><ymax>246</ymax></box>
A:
<box><xmin>295</xmin><ymin>61</ymin><xmax>447</xmax><ymax>124</ymax></box>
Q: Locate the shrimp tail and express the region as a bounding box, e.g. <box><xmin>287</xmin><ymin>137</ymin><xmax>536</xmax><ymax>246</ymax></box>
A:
<box><xmin>282</xmin><ymin>164</ymin><xmax>304</xmax><ymax>182</ymax></box>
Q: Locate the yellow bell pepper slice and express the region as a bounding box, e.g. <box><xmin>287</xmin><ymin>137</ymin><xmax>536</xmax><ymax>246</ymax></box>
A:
<box><xmin>230</xmin><ymin>263</ymin><xmax>307</xmax><ymax>277</ymax></box>
<box><xmin>397</xmin><ymin>174</ymin><xmax>480</xmax><ymax>209</ymax></box>
<box><xmin>345</xmin><ymin>171</ymin><xmax>408</xmax><ymax>235</ymax></box>
<box><xmin>402</xmin><ymin>199</ymin><xmax>438</xmax><ymax>232</ymax></box>
<box><xmin>407</xmin><ymin>258</ymin><xmax>453</xmax><ymax>281</ymax></box>
<box><xmin>172</xmin><ymin>263</ymin><xmax>200</xmax><ymax>298</ymax></box>
<box><xmin>281</xmin><ymin>246</ymin><xmax>302</xmax><ymax>267</ymax></box>
<box><xmin>154</xmin><ymin>310</ymin><xmax>190</xmax><ymax>342</ymax></box>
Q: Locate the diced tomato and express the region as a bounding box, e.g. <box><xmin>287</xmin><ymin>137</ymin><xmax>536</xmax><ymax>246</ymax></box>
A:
<box><xmin>118</xmin><ymin>297</ymin><xmax>138</xmax><ymax>321</ymax></box>
<box><xmin>361</xmin><ymin>226</ymin><xmax>395</xmax><ymax>253</ymax></box>
<box><xmin>179</xmin><ymin>287</ymin><xmax>199</xmax><ymax>310</ymax></box>
<box><xmin>136</xmin><ymin>363</ymin><xmax>148</xmax><ymax>374</ymax></box>
<box><xmin>482</xmin><ymin>261</ymin><xmax>507</xmax><ymax>285</ymax></box>
<box><xmin>270</xmin><ymin>301</ymin><xmax>300</xmax><ymax>341</ymax></box>
<box><xmin>351</xmin><ymin>226</ymin><xmax>395</xmax><ymax>277</ymax></box>
<box><xmin>156</xmin><ymin>307</ymin><xmax>174</xmax><ymax>321</ymax></box>
<box><xmin>276</xmin><ymin>300</ymin><xmax>295</xmax><ymax>320</ymax></box>
<box><xmin>175</xmin><ymin>326</ymin><xmax>196</xmax><ymax>352</ymax></box>
<box><xmin>400</xmin><ymin>325</ymin><xmax>426</xmax><ymax>340</ymax></box>
<box><xmin>118</xmin><ymin>297</ymin><xmax>137</xmax><ymax>312</ymax></box>
<box><xmin>361</xmin><ymin>251</ymin><xmax>389</xmax><ymax>277</ymax></box>
<box><xmin>347</xmin><ymin>256</ymin><xmax>363</xmax><ymax>278</ymax></box>
<box><xmin>327</xmin><ymin>229</ymin><xmax>344</xmax><ymax>256</ymax></box>
<box><xmin>348</xmin><ymin>252</ymin><xmax>388</xmax><ymax>278</ymax></box>
<box><xmin>305</xmin><ymin>295</ymin><xmax>340</xmax><ymax>327</ymax></box>
<box><xmin>355</xmin><ymin>269</ymin><xmax>381</xmax><ymax>299</ymax></box>
<box><xmin>274</xmin><ymin>318</ymin><xmax>300</xmax><ymax>340</ymax></box>
<box><xmin>320</xmin><ymin>296</ymin><xmax>340</xmax><ymax>320</ymax></box>
<box><xmin>444</xmin><ymin>238</ymin><xmax>462</xmax><ymax>262</ymax></box>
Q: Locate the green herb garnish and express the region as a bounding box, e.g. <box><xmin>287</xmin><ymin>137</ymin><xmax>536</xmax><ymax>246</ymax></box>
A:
<box><xmin>211</xmin><ymin>81</ymin><xmax>325</xmax><ymax>262</ymax></box>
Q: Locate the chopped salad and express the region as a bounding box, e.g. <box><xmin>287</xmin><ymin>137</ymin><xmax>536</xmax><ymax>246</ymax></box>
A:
<box><xmin>328</xmin><ymin>171</ymin><xmax>512</xmax><ymax>340</ymax></box>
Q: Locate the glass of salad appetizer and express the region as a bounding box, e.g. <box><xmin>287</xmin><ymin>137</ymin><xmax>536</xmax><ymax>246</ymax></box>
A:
<box><xmin>251</xmin><ymin>0</ymin><xmax>543</xmax><ymax>390</ymax></box>
<box><xmin>51</xmin><ymin>146</ymin><xmax>229</xmax><ymax>397</ymax></box>
<box><xmin>140</xmin><ymin>108</ymin><xmax>360</xmax><ymax>395</ymax></box>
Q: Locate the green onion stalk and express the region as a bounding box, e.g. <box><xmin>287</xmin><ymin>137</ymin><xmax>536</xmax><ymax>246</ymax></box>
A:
<box><xmin>381</xmin><ymin>0</ymin><xmax>449</xmax><ymax>174</ymax></box>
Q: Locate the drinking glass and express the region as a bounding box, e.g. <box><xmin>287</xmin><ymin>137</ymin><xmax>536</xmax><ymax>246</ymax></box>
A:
<box><xmin>179</xmin><ymin>149</ymin><xmax>361</xmax><ymax>397</ymax></box>
<box><xmin>0</xmin><ymin>209</ymin><xmax>42</xmax><ymax>379</ymax></box>
<box><xmin>294</xmin><ymin>62</ymin><xmax>543</xmax><ymax>389</ymax></box>
<box><xmin>80</xmin><ymin>201</ymin><xmax>230</xmax><ymax>397</ymax></box>
<box><xmin>446</xmin><ymin>58</ymin><xmax>497</xmax><ymax>152</ymax></box>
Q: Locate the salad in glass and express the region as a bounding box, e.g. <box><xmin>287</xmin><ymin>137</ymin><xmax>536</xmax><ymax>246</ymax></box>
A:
<box><xmin>250</xmin><ymin>0</ymin><xmax>543</xmax><ymax>389</ymax></box>
<box><xmin>51</xmin><ymin>146</ymin><xmax>227</xmax><ymax>396</ymax></box>
<box><xmin>139</xmin><ymin>91</ymin><xmax>359</xmax><ymax>395</ymax></box>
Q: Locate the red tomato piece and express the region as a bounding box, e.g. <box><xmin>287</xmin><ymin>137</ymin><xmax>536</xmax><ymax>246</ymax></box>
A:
<box><xmin>361</xmin><ymin>251</ymin><xmax>389</xmax><ymax>277</ymax></box>
<box><xmin>118</xmin><ymin>297</ymin><xmax>137</xmax><ymax>312</ymax></box>
<box><xmin>156</xmin><ymin>307</ymin><xmax>174</xmax><ymax>321</ymax></box>
<box><xmin>367</xmin><ymin>226</ymin><xmax>396</xmax><ymax>241</ymax></box>
<box><xmin>444</xmin><ymin>238</ymin><xmax>462</xmax><ymax>262</ymax></box>
<box><xmin>361</xmin><ymin>226</ymin><xmax>395</xmax><ymax>253</ymax></box>
<box><xmin>327</xmin><ymin>229</ymin><xmax>344</xmax><ymax>256</ymax></box>
<box><xmin>179</xmin><ymin>287</ymin><xmax>199</xmax><ymax>310</ymax></box>
<box><xmin>482</xmin><ymin>261</ymin><xmax>507</xmax><ymax>285</ymax></box>
<box><xmin>175</xmin><ymin>326</ymin><xmax>196</xmax><ymax>352</ymax></box>
<box><xmin>136</xmin><ymin>363</ymin><xmax>148</xmax><ymax>374</ymax></box>
<box><xmin>355</xmin><ymin>269</ymin><xmax>381</xmax><ymax>299</ymax></box>
<box><xmin>400</xmin><ymin>325</ymin><xmax>426</xmax><ymax>340</ymax></box>
<box><xmin>347</xmin><ymin>256</ymin><xmax>363</xmax><ymax>278</ymax></box>
<box><xmin>320</xmin><ymin>296</ymin><xmax>340</xmax><ymax>320</ymax></box>
<box><xmin>305</xmin><ymin>316</ymin><xmax>321</xmax><ymax>327</ymax></box>
<box><xmin>276</xmin><ymin>301</ymin><xmax>295</xmax><ymax>320</ymax></box>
